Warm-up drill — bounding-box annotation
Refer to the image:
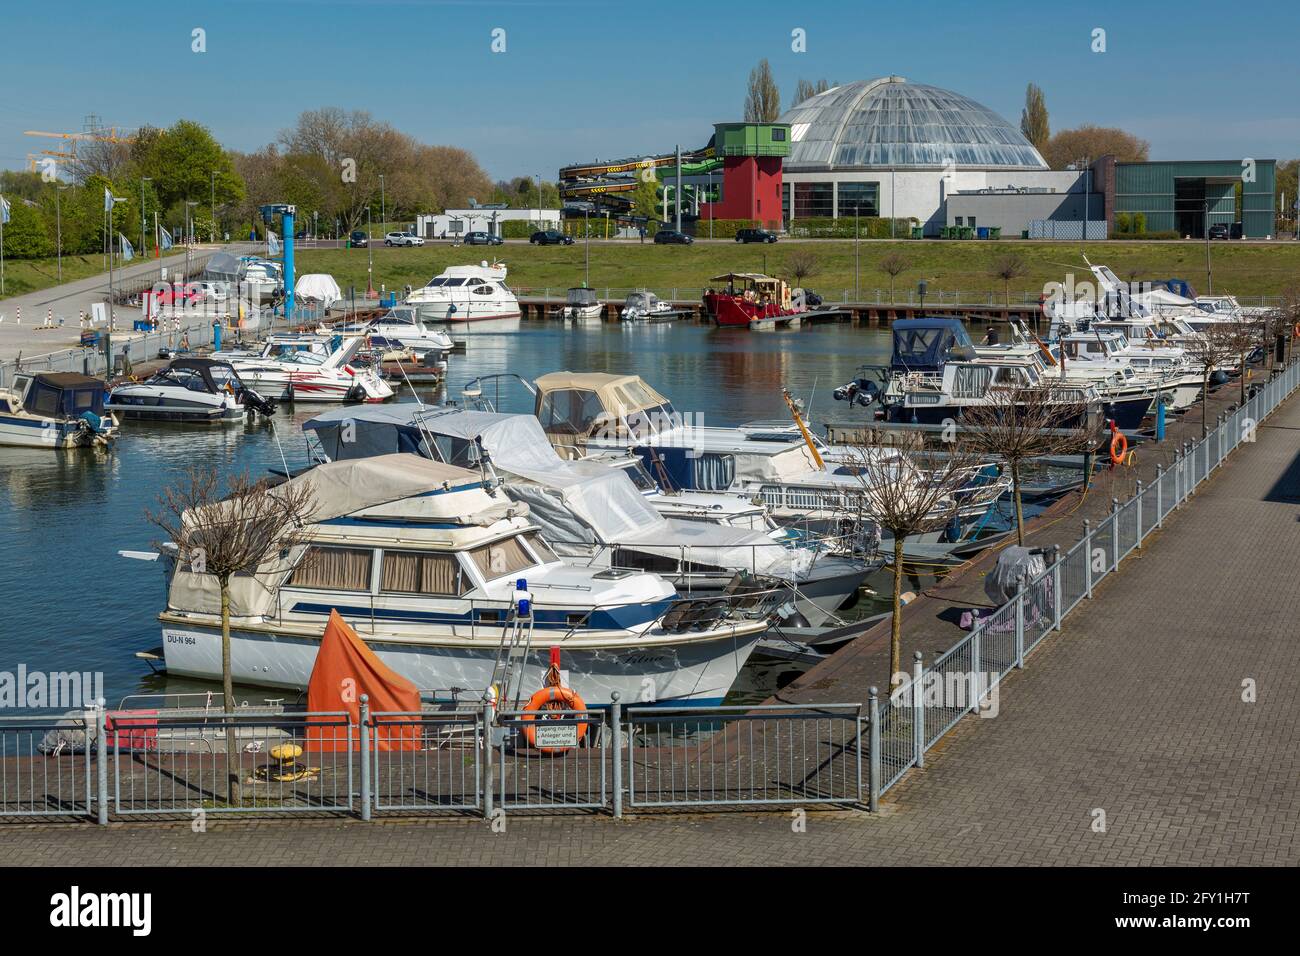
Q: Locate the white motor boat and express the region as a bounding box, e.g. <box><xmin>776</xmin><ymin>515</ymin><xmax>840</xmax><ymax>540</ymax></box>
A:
<box><xmin>620</xmin><ymin>290</ymin><xmax>674</xmax><ymax>322</ymax></box>
<box><xmin>217</xmin><ymin>333</ymin><xmax>393</xmax><ymax>403</ymax></box>
<box><xmin>106</xmin><ymin>358</ymin><xmax>277</xmax><ymax>423</ymax></box>
<box><xmin>559</xmin><ymin>287</ymin><xmax>603</xmax><ymax>321</ymax></box>
<box><xmin>403</xmin><ymin>263</ymin><xmax>520</xmax><ymax>324</ymax></box>
<box><xmin>0</xmin><ymin>372</ymin><xmax>117</xmax><ymax>449</ymax></box>
<box><xmin>153</xmin><ymin>454</ymin><xmax>775</xmax><ymax>706</ymax></box>
<box><xmin>336</xmin><ymin>306</ymin><xmax>454</xmax><ymax>355</ymax></box>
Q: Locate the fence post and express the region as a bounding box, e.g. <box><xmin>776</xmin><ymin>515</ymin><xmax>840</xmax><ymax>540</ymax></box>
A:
<box><xmin>1134</xmin><ymin>481</ymin><xmax>1144</xmax><ymax>548</ymax></box>
<box><xmin>1082</xmin><ymin>520</ymin><xmax>1094</xmax><ymax>598</ymax></box>
<box><xmin>1155</xmin><ymin>465</ymin><xmax>1164</xmax><ymax>528</ymax></box>
<box><xmin>610</xmin><ymin>692</ymin><xmax>623</xmax><ymax>819</ymax></box>
<box><xmin>969</xmin><ymin>629</ymin><xmax>982</xmax><ymax>713</ymax></box>
<box><xmin>482</xmin><ymin>698</ymin><xmax>495</xmax><ymax>820</ymax></box>
<box><xmin>1051</xmin><ymin>545</ymin><xmax>1063</xmax><ymax>632</ymax></box>
<box><xmin>95</xmin><ymin>698</ymin><xmax>108</xmax><ymax>826</ymax></box>
<box><xmin>359</xmin><ymin>694</ymin><xmax>371</xmax><ymax>821</ymax></box>
<box><xmin>1111</xmin><ymin>499</ymin><xmax>1122</xmax><ymax>569</ymax></box>
<box><xmin>867</xmin><ymin>687</ymin><xmax>880</xmax><ymax>812</ymax></box>
<box><xmin>1014</xmin><ymin>590</ymin><xmax>1025</xmax><ymax>668</ymax></box>
<box><xmin>912</xmin><ymin>652</ymin><xmax>925</xmax><ymax>769</ymax></box>
<box><xmin>1182</xmin><ymin>441</ymin><xmax>1192</xmax><ymax>496</ymax></box>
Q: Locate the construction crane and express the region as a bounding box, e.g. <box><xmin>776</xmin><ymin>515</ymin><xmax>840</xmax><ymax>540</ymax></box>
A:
<box><xmin>24</xmin><ymin>120</ymin><xmax>137</xmax><ymax>173</ymax></box>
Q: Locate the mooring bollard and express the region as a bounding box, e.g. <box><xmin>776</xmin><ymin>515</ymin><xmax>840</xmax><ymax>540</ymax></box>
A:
<box><xmin>95</xmin><ymin>698</ymin><xmax>108</xmax><ymax>826</ymax></box>
<box><xmin>610</xmin><ymin>692</ymin><xmax>623</xmax><ymax>819</ymax></box>
<box><xmin>867</xmin><ymin>687</ymin><xmax>880</xmax><ymax>812</ymax></box>
<box><xmin>359</xmin><ymin>694</ymin><xmax>371</xmax><ymax>821</ymax></box>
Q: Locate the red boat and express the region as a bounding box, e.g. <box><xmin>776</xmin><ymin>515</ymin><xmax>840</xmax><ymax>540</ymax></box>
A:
<box><xmin>703</xmin><ymin>272</ymin><xmax>804</xmax><ymax>329</ymax></box>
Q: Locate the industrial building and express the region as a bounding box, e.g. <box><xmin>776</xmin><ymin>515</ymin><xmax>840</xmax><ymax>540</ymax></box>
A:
<box><xmin>1105</xmin><ymin>158</ymin><xmax>1277</xmax><ymax>238</ymax></box>
<box><xmin>415</xmin><ymin>204</ymin><xmax>559</xmax><ymax>239</ymax></box>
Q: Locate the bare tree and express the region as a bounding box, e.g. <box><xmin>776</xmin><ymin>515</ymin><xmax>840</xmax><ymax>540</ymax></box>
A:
<box><xmin>841</xmin><ymin>446</ymin><xmax>982</xmax><ymax>690</ymax></box>
<box><xmin>1215</xmin><ymin>313</ymin><xmax>1265</xmax><ymax>405</ymax></box>
<box><xmin>149</xmin><ymin>469</ymin><xmax>316</xmax><ymax>803</ymax></box>
<box><xmin>879</xmin><ymin>251</ymin><xmax>909</xmax><ymax>303</ymax></box>
<box><xmin>1182</xmin><ymin>328</ymin><xmax>1236</xmax><ymax>437</ymax></box>
<box><xmin>784</xmin><ymin>248</ymin><xmax>820</xmax><ymax>285</ymax></box>
<box><xmin>958</xmin><ymin>387</ymin><xmax>1091</xmax><ymax>546</ymax></box>
<box><xmin>744</xmin><ymin>59</ymin><xmax>781</xmax><ymax>123</ymax></box>
<box><xmin>990</xmin><ymin>253</ymin><xmax>1030</xmax><ymax>306</ymax></box>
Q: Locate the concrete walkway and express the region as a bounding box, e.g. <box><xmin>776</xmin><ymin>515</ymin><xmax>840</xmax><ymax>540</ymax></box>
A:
<box><xmin>0</xmin><ymin>243</ymin><xmax>255</xmax><ymax>361</ymax></box>
<box><xmin>5</xmin><ymin>390</ymin><xmax>1298</xmax><ymax>865</ymax></box>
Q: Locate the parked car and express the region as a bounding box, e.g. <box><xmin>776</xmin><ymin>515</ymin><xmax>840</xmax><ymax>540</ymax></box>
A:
<box><xmin>349</xmin><ymin>230</ymin><xmax>369</xmax><ymax>248</ymax></box>
<box><xmin>385</xmin><ymin>231</ymin><xmax>425</xmax><ymax>247</ymax></box>
<box><xmin>1208</xmin><ymin>224</ymin><xmax>1230</xmax><ymax>240</ymax></box>
<box><xmin>735</xmin><ymin>228</ymin><xmax>778</xmax><ymax>244</ymax></box>
<box><xmin>530</xmin><ymin>229</ymin><xmax>574</xmax><ymax>245</ymax></box>
<box><xmin>464</xmin><ymin>231</ymin><xmax>503</xmax><ymax>246</ymax></box>
<box><xmin>654</xmin><ymin>229</ymin><xmax>694</xmax><ymax>245</ymax></box>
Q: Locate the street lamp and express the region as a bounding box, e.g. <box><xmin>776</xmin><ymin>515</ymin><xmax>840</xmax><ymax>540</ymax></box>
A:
<box><xmin>1204</xmin><ymin>200</ymin><xmax>1213</xmax><ymax>294</ymax></box>
<box><xmin>55</xmin><ymin>185</ymin><xmax>69</xmax><ymax>282</ymax></box>
<box><xmin>708</xmin><ymin>170</ymin><xmax>714</xmax><ymax>240</ymax></box>
<box><xmin>366</xmin><ymin>206</ymin><xmax>374</xmax><ymax>295</ymax></box>
<box><xmin>184</xmin><ymin>201</ymin><xmax>198</xmax><ymax>279</ymax></box>
<box><xmin>140</xmin><ymin>177</ymin><xmax>152</xmax><ymax>261</ymax></box>
<box><xmin>210</xmin><ymin>170</ymin><xmax>217</xmax><ymax>243</ymax></box>
<box><xmin>379</xmin><ymin>174</ymin><xmax>386</xmax><ymax>231</ymax></box>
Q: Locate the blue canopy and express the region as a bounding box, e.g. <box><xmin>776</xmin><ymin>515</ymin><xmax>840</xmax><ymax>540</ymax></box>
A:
<box><xmin>889</xmin><ymin>318</ymin><xmax>974</xmax><ymax>372</ymax></box>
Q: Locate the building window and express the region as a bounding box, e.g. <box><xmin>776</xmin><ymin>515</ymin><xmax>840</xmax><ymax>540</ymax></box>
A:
<box><xmin>793</xmin><ymin>182</ymin><xmax>834</xmax><ymax>218</ymax></box>
<box><xmin>771</xmin><ymin>128</ymin><xmax>786</xmax><ymax>141</ymax></box>
<box><xmin>836</xmin><ymin>182</ymin><xmax>879</xmax><ymax>217</ymax></box>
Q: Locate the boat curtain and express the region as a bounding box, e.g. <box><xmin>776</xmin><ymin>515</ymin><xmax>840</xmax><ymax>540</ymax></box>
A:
<box><xmin>468</xmin><ymin>537</ymin><xmax>533</xmax><ymax>580</ymax></box>
<box><xmin>290</xmin><ymin>547</ymin><xmax>372</xmax><ymax>590</ymax></box>
<box><xmin>380</xmin><ymin>551</ymin><xmax>461</xmax><ymax>595</ymax></box>
<box><xmin>692</xmin><ymin>453</ymin><xmax>736</xmax><ymax>492</ymax></box>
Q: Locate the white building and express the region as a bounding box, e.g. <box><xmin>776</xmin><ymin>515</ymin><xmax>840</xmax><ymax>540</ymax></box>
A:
<box><xmin>415</xmin><ymin>207</ymin><xmax>561</xmax><ymax>239</ymax></box>
<box><xmin>778</xmin><ymin>76</ymin><xmax>1093</xmax><ymax>236</ymax></box>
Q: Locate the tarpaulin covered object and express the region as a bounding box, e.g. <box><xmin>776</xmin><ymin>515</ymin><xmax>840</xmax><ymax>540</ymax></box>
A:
<box><xmin>305</xmin><ymin>610</ymin><xmax>421</xmax><ymax>751</ymax></box>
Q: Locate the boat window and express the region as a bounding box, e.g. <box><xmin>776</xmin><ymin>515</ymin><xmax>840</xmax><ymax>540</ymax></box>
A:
<box><xmin>468</xmin><ymin>536</ymin><xmax>536</xmax><ymax>580</ymax></box>
<box><xmin>693</xmin><ymin>453</ymin><xmax>736</xmax><ymax>492</ymax></box>
<box><xmin>521</xmin><ymin>532</ymin><xmax>557</xmax><ymax>563</ymax></box>
<box><xmin>289</xmin><ymin>546</ymin><xmax>373</xmax><ymax>591</ymax></box>
<box><xmin>539</xmin><ymin>388</ymin><xmax>607</xmax><ymax>436</ymax></box>
<box><xmin>380</xmin><ymin>551</ymin><xmax>466</xmax><ymax>595</ymax></box>
<box><xmin>952</xmin><ymin>365</ymin><xmax>992</xmax><ymax>399</ymax></box>
<box><xmin>472</xmin><ymin>284</ymin><xmax>493</xmax><ymax>296</ymax></box>
<box><xmin>621</xmin><ymin>460</ymin><xmax>658</xmax><ymax>491</ymax></box>
<box><xmin>466</xmin><ymin>278</ymin><xmax>483</xmax><ymax>287</ymax></box>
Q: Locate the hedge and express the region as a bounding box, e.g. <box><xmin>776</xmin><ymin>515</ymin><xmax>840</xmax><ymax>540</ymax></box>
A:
<box><xmin>787</xmin><ymin>216</ymin><xmax>917</xmax><ymax>239</ymax></box>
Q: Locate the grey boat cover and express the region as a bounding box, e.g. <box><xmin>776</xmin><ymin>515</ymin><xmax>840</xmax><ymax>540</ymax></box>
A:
<box><xmin>983</xmin><ymin>546</ymin><xmax>1048</xmax><ymax>605</ymax></box>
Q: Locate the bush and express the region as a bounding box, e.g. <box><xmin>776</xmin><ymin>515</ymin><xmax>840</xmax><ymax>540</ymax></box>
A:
<box><xmin>1133</xmin><ymin>212</ymin><xmax>1147</xmax><ymax>234</ymax></box>
<box><xmin>690</xmin><ymin>218</ymin><xmax>760</xmax><ymax>238</ymax></box>
<box><xmin>1115</xmin><ymin>212</ymin><xmax>1132</xmax><ymax>234</ymax></box>
<box><xmin>787</xmin><ymin>216</ymin><xmax>915</xmax><ymax>239</ymax></box>
<box><xmin>501</xmin><ymin>220</ymin><xmax>537</xmax><ymax>239</ymax></box>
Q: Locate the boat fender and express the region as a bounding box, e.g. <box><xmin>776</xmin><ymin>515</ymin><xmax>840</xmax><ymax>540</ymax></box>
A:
<box><xmin>778</xmin><ymin>608</ymin><xmax>811</xmax><ymax>628</ymax></box>
<box><xmin>521</xmin><ymin>685</ymin><xmax>588</xmax><ymax>753</ymax></box>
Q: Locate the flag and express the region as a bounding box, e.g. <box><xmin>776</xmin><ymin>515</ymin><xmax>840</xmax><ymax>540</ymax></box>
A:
<box><xmin>0</xmin><ymin>195</ymin><xmax>9</xmax><ymax>225</ymax></box>
<box><xmin>119</xmin><ymin>233</ymin><xmax>134</xmax><ymax>262</ymax></box>
<box><xmin>267</xmin><ymin>230</ymin><xmax>280</xmax><ymax>256</ymax></box>
<box><xmin>104</xmin><ymin>187</ymin><xmax>114</xmax><ymax>212</ymax></box>
<box><xmin>159</xmin><ymin>226</ymin><xmax>174</xmax><ymax>251</ymax></box>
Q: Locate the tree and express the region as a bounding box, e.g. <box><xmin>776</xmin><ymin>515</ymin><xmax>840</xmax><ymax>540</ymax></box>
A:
<box><xmin>842</xmin><ymin>445</ymin><xmax>980</xmax><ymax>690</ymax></box>
<box><xmin>1182</xmin><ymin>328</ymin><xmax>1236</xmax><ymax>437</ymax></box>
<box><xmin>630</xmin><ymin>179</ymin><xmax>660</xmax><ymax>222</ymax></box>
<box><xmin>958</xmin><ymin>387</ymin><xmax>1091</xmax><ymax>546</ymax></box>
<box><xmin>990</xmin><ymin>252</ymin><xmax>1030</xmax><ymax>305</ymax></box>
<box><xmin>784</xmin><ymin>248</ymin><xmax>820</xmax><ymax>285</ymax></box>
<box><xmin>0</xmin><ymin>198</ymin><xmax>52</xmax><ymax>258</ymax></box>
<box><xmin>148</xmin><ymin>469</ymin><xmax>316</xmax><ymax>804</ymax></box>
<box><xmin>1042</xmin><ymin>126</ymin><xmax>1149</xmax><ymax>170</ymax></box>
<box><xmin>745</xmin><ymin>59</ymin><xmax>781</xmax><ymax>123</ymax></box>
<box><xmin>1217</xmin><ymin>313</ymin><xmax>1265</xmax><ymax>405</ymax></box>
<box><xmin>879</xmin><ymin>251</ymin><xmax>909</xmax><ymax>302</ymax></box>
<box><xmin>792</xmin><ymin>78</ymin><xmax>831</xmax><ymax>109</ymax></box>
<box><xmin>135</xmin><ymin>119</ymin><xmax>243</xmax><ymax>217</ymax></box>
<box><xmin>1019</xmin><ymin>83</ymin><xmax>1050</xmax><ymax>152</ymax></box>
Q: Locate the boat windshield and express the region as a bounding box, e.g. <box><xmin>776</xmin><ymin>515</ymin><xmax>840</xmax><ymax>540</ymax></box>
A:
<box><xmin>467</xmin><ymin>535</ymin><xmax>538</xmax><ymax>581</ymax></box>
<box><xmin>427</xmin><ymin>277</ymin><xmax>466</xmax><ymax>288</ymax></box>
<box><xmin>149</xmin><ymin>367</ymin><xmax>215</xmax><ymax>392</ymax></box>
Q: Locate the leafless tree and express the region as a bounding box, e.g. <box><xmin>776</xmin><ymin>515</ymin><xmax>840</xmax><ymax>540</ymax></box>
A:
<box><xmin>958</xmin><ymin>386</ymin><xmax>1091</xmax><ymax>546</ymax></box>
<box><xmin>784</xmin><ymin>248</ymin><xmax>820</xmax><ymax>285</ymax></box>
<box><xmin>879</xmin><ymin>251</ymin><xmax>909</xmax><ymax>303</ymax></box>
<box><xmin>990</xmin><ymin>253</ymin><xmax>1030</xmax><ymax>306</ymax></box>
<box><xmin>148</xmin><ymin>469</ymin><xmax>316</xmax><ymax>803</ymax></box>
<box><xmin>1182</xmin><ymin>328</ymin><xmax>1237</xmax><ymax>437</ymax></box>
<box><xmin>1215</xmin><ymin>313</ymin><xmax>1266</xmax><ymax>405</ymax></box>
<box><xmin>841</xmin><ymin>445</ymin><xmax>982</xmax><ymax>690</ymax></box>
<box><xmin>744</xmin><ymin>59</ymin><xmax>781</xmax><ymax>123</ymax></box>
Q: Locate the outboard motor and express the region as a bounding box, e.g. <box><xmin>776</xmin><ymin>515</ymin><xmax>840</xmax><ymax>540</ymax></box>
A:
<box><xmin>242</xmin><ymin>387</ymin><xmax>278</xmax><ymax>417</ymax></box>
<box><xmin>833</xmin><ymin>377</ymin><xmax>879</xmax><ymax>407</ymax></box>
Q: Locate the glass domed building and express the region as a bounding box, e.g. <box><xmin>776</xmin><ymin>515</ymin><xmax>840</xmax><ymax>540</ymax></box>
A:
<box><xmin>778</xmin><ymin>76</ymin><xmax>1076</xmax><ymax>234</ymax></box>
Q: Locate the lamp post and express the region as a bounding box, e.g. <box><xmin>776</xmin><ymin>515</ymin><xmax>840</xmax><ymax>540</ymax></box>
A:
<box><xmin>210</xmin><ymin>171</ymin><xmax>217</xmax><ymax>243</ymax></box>
<box><xmin>379</xmin><ymin>174</ymin><xmax>386</xmax><ymax>232</ymax></box>
<box><xmin>185</xmin><ymin>201</ymin><xmax>198</xmax><ymax>281</ymax></box>
<box><xmin>855</xmin><ymin>207</ymin><xmax>861</xmax><ymax>300</ymax></box>
<box><xmin>55</xmin><ymin>185</ymin><xmax>69</xmax><ymax>282</ymax></box>
<box><xmin>918</xmin><ymin>280</ymin><xmax>928</xmax><ymax>313</ymax></box>
<box><xmin>366</xmin><ymin>205</ymin><xmax>374</xmax><ymax>295</ymax></box>
<box><xmin>708</xmin><ymin>170</ymin><xmax>714</xmax><ymax>240</ymax></box>
<box><xmin>1204</xmin><ymin>200</ymin><xmax>1213</xmax><ymax>294</ymax></box>
<box><xmin>584</xmin><ymin>205</ymin><xmax>590</xmax><ymax>287</ymax></box>
<box><xmin>140</xmin><ymin>177</ymin><xmax>152</xmax><ymax>261</ymax></box>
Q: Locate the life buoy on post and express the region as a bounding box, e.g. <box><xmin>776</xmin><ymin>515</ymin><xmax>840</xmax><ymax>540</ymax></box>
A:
<box><xmin>520</xmin><ymin>646</ymin><xmax>587</xmax><ymax>754</ymax></box>
<box><xmin>1109</xmin><ymin>423</ymin><xmax>1128</xmax><ymax>466</ymax></box>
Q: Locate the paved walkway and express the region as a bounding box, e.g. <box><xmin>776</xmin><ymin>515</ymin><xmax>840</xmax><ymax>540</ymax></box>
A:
<box><xmin>5</xmin><ymin>388</ymin><xmax>1298</xmax><ymax>865</ymax></box>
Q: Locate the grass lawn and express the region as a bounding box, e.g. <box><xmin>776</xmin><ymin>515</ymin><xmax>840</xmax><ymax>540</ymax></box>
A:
<box><xmin>0</xmin><ymin>254</ymin><xmax>115</xmax><ymax>300</ymax></box>
<box><xmin>296</xmin><ymin>239</ymin><xmax>1300</xmax><ymax>304</ymax></box>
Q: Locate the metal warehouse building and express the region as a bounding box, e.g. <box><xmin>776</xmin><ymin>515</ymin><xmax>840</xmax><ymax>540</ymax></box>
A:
<box><xmin>1105</xmin><ymin>158</ymin><xmax>1277</xmax><ymax>238</ymax></box>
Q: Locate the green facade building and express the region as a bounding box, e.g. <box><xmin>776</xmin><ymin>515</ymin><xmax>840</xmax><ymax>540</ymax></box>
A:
<box><xmin>1113</xmin><ymin>160</ymin><xmax>1276</xmax><ymax>238</ymax></box>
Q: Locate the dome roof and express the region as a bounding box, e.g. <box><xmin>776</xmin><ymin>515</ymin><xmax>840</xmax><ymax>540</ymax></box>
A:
<box><xmin>780</xmin><ymin>76</ymin><xmax>1047</xmax><ymax>170</ymax></box>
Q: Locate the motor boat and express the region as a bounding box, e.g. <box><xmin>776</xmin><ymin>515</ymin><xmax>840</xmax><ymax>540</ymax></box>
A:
<box><xmin>153</xmin><ymin>454</ymin><xmax>775</xmax><ymax>706</ymax></box>
<box><xmin>0</xmin><ymin>372</ymin><xmax>117</xmax><ymax>448</ymax></box>
<box><xmin>403</xmin><ymin>263</ymin><xmax>520</xmax><ymax>324</ymax></box>
<box><xmin>560</xmin><ymin>287</ymin><xmax>603</xmax><ymax>320</ymax></box>
<box><xmin>619</xmin><ymin>290</ymin><xmax>676</xmax><ymax>322</ymax></box>
<box><xmin>106</xmin><ymin>358</ymin><xmax>276</xmax><ymax>423</ymax></box>
<box><xmin>216</xmin><ymin>333</ymin><xmax>393</xmax><ymax>403</ymax></box>
<box><xmin>704</xmin><ymin>273</ymin><xmax>804</xmax><ymax>329</ymax></box>
<box><xmin>335</xmin><ymin>305</ymin><xmax>454</xmax><ymax>355</ymax></box>
<box><xmin>464</xmin><ymin>371</ymin><xmax>1009</xmax><ymax>546</ymax></box>
<box><xmin>301</xmin><ymin>406</ymin><xmax>877</xmax><ymax>628</ymax></box>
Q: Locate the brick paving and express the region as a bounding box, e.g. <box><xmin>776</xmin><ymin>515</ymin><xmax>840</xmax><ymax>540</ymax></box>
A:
<box><xmin>4</xmin><ymin>377</ymin><xmax>1298</xmax><ymax>866</ymax></box>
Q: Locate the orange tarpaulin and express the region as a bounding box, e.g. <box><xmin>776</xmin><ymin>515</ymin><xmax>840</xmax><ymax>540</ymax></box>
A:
<box><xmin>304</xmin><ymin>609</ymin><xmax>421</xmax><ymax>752</ymax></box>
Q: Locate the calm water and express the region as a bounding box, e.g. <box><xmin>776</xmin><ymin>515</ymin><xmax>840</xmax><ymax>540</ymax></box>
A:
<box><xmin>0</xmin><ymin>320</ymin><xmax>897</xmax><ymax>708</ymax></box>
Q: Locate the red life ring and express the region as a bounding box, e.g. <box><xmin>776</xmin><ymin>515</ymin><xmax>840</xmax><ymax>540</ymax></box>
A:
<box><xmin>520</xmin><ymin>685</ymin><xmax>588</xmax><ymax>753</ymax></box>
<box><xmin>1109</xmin><ymin>429</ymin><xmax>1128</xmax><ymax>465</ymax></box>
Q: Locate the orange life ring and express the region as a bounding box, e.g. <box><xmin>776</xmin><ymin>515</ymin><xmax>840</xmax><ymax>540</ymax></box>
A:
<box><xmin>1109</xmin><ymin>429</ymin><xmax>1128</xmax><ymax>466</ymax></box>
<box><xmin>520</xmin><ymin>685</ymin><xmax>588</xmax><ymax>753</ymax></box>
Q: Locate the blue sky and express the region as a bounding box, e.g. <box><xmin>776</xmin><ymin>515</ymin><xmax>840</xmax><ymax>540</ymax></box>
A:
<box><xmin>1</xmin><ymin>0</ymin><xmax>1297</xmax><ymax>181</ymax></box>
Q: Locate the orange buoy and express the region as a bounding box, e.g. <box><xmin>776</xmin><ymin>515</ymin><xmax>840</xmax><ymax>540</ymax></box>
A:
<box><xmin>1109</xmin><ymin>427</ymin><xmax>1128</xmax><ymax>466</ymax></box>
<box><xmin>520</xmin><ymin>647</ymin><xmax>587</xmax><ymax>753</ymax></box>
